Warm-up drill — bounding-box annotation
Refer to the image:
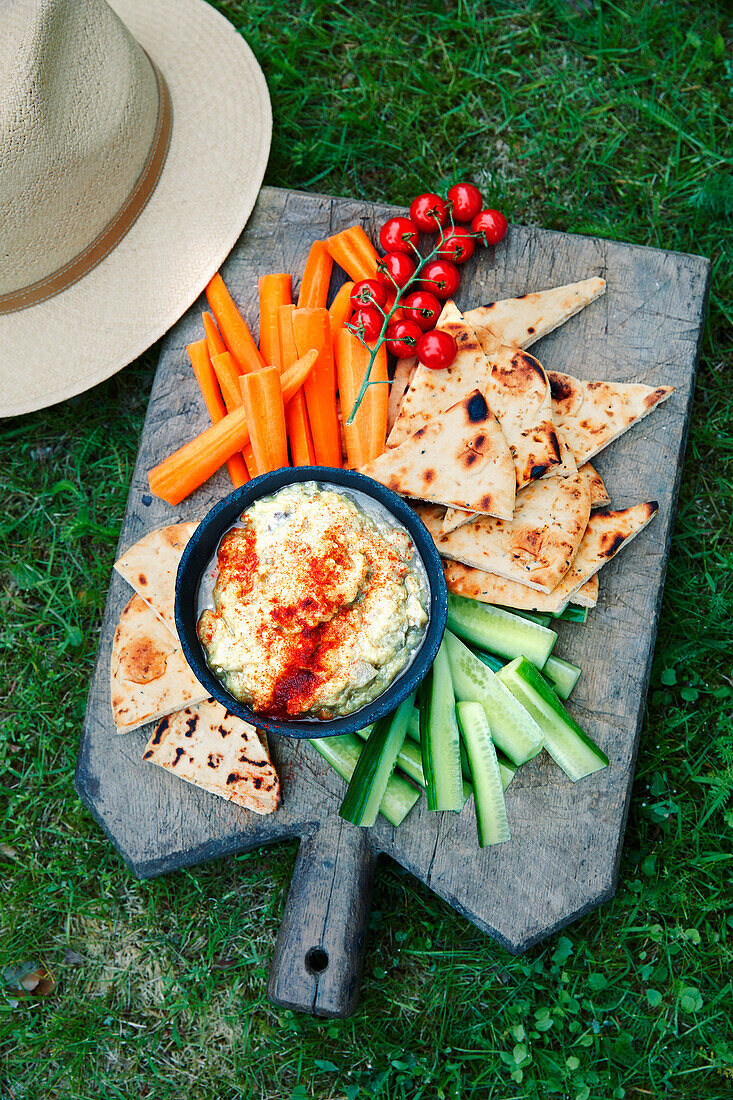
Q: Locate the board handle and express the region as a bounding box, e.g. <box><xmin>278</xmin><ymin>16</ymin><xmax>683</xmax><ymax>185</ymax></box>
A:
<box><xmin>267</xmin><ymin>818</ymin><xmax>376</xmax><ymax>1018</ymax></box>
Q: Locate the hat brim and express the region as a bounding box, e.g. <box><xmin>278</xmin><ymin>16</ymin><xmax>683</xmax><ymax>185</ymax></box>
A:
<box><xmin>0</xmin><ymin>0</ymin><xmax>272</xmax><ymax>417</ymax></box>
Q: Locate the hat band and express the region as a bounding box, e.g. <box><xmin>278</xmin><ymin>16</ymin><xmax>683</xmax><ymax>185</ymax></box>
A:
<box><xmin>0</xmin><ymin>55</ymin><xmax>172</xmax><ymax>316</ymax></box>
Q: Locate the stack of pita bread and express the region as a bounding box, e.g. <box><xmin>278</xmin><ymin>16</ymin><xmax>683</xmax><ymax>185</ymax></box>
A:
<box><xmin>360</xmin><ymin>277</ymin><xmax>671</xmax><ymax>614</ymax></box>
<box><xmin>109</xmin><ymin>523</ymin><xmax>280</xmax><ymax>815</ymax></box>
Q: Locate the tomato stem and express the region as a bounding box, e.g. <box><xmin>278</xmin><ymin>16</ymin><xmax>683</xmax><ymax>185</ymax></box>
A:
<box><xmin>345</xmin><ymin>235</ymin><xmax>444</xmax><ymax>426</ymax></box>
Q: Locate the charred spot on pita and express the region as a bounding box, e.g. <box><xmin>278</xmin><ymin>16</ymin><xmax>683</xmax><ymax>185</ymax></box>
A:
<box><xmin>143</xmin><ymin>749</ymin><xmax>154</xmax><ymax>760</ymax></box>
<box><xmin>422</xmin><ymin>468</ymin><xmax>436</xmax><ymax>483</ymax></box>
<box><xmin>479</xmin><ymin>494</ymin><xmax>494</xmax><ymax>511</ymax></box>
<box><xmin>600</xmin><ymin>531</ymin><xmax>626</xmax><ymax>556</ymax></box>
<box><xmin>207</xmin><ymin>753</ymin><xmax>222</xmax><ymax>769</ymax></box>
<box><xmin>185</xmin><ymin>715</ymin><xmax>198</xmax><ymax>737</ymax></box>
<box><xmin>151</xmin><ymin>716</ymin><xmax>169</xmax><ymax>744</ymax></box>
<box><xmin>466</xmin><ymin>393</ymin><xmax>488</xmax><ymax>422</ymax></box>
<box><xmin>645</xmin><ymin>387</ymin><xmax>669</xmax><ymax>408</ymax></box>
<box><xmin>527</xmin><ymin>326</ymin><xmax>535</xmax><ymax>334</ymax></box>
<box><xmin>549</xmin><ymin>374</ymin><xmax>573</xmax><ymax>402</ymax></box>
<box><xmin>137</xmin><ymin>573</ymin><xmax>147</xmax><ymax>586</ymax></box>
<box><xmin>413</xmin><ymin>426</ymin><xmax>427</xmax><ymax>440</ymax></box>
<box><xmin>530</xmin><ymin>463</ymin><xmax>550</xmax><ymax>480</ymax></box>
<box><xmin>172</xmin><ymin>747</ymin><xmax>186</xmax><ymax>766</ymax></box>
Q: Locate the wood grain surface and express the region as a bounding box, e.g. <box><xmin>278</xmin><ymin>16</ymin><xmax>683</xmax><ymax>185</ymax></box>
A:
<box><xmin>76</xmin><ymin>186</ymin><xmax>710</xmax><ymax>1017</ymax></box>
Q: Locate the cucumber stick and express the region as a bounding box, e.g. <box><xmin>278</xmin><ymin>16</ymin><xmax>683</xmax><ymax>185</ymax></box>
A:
<box><xmin>498</xmin><ymin>606</ymin><xmax>553</xmax><ymax>628</ymax></box>
<box><xmin>543</xmin><ymin>654</ymin><xmax>582</xmax><ymax>699</ymax></box>
<box><xmin>496</xmin><ymin>657</ymin><xmax>608</xmax><ymax>781</ymax></box>
<box><xmin>444</xmin><ymin>631</ymin><xmax>544</xmax><ymax>766</ymax></box>
<box><xmin>420</xmin><ymin>639</ymin><xmax>464</xmax><ymax>811</ymax></box>
<box><xmin>356</xmin><ymin>725</ymin><xmax>472</xmax><ymax>806</ymax></box>
<box><xmin>456</xmin><ymin>701</ymin><xmax>511</xmax><ymax>846</ymax></box>
<box><xmin>339</xmin><ymin>693</ymin><xmax>415</xmax><ymax>827</ymax></box>
<box><xmin>447</xmin><ymin>594</ymin><xmax>557</xmax><ymax>667</ymax></box>
<box><xmin>308</xmin><ymin>733</ymin><xmax>419</xmax><ymax>827</ymax></box>
<box><xmin>553</xmin><ymin>604</ymin><xmax>588</xmax><ymax>623</ymax></box>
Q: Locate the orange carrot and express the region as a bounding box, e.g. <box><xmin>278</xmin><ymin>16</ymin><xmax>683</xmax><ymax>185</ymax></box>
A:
<box><xmin>334</xmin><ymin>326</ymin><xmax>388</xmax><ymax>468</ymax></box>
<box><xmin>328</xmin><ymin>281</ymin><xmax>355</xmax><ymax>346</ymax></box>
<box><xmin>187</xmin><ymin>340</ymin><xmax>248</xmax><ymax>488</ymax></box>
<box><xmin>205</xmin><ymin>272</ymin><xmax>266</xmax><ymax>373</ymax></box>
<box><xmin>210</xmin><ymin>351</ymin><xmax>243</xmax><ymax>412</ymax></box>
<box><xmin>259</xmin><ymin>274</ymin><xmax>292</xmax><ymax>368</ymax></box>
<box><xmin>278</xmin><ymin>304</ymin><xmax>316</xmax><ymax>466</ymax></box>
<box><xmin>297</xmin><ymin>241</ymin><xmax>333</xmax><ymax>308</ymax></box>
<box><xmin>148</xmin><ymin>350</ymin><xmax>318</xmax><ymax>505</ymax></box>
<box><xmin>326</xmin><ymin>226</ymin><xmax>379</xmax><ymax>281</ymax></box>
<box><xmin>292</xmin><ymin>308</ymin><xmax>342</xmax><ymax>468</ymax></box>
<box><xmin>241</xmin><ymin>367</ymin><xmax>289</xmax><ymax>475</ymax></box>
<box><xmin>202</xmin><ymin>311</ymin><xmax>227</xmax><ymax>361</ymax></box>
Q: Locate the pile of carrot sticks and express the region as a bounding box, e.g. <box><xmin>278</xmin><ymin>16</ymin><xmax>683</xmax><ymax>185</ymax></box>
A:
<box><xmin>148</xmin><ymin>226</ymin><xmax>389</xmax><ymax>506</ymax></box>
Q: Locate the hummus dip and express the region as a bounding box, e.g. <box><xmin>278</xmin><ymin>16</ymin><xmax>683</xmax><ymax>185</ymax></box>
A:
<box><xmin>197</xmin><ymin>483</ymin><xmax>429</xmax><ymax>719</ymax></box>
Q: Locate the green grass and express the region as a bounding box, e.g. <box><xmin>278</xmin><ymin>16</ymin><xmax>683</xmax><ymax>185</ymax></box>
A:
<box><xmin>2</xmin><ymin>0</ymin><xmax>732</xmax><ymax>1097</ymax></box>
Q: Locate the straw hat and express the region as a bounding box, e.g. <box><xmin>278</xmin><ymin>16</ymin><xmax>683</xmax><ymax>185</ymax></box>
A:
<box><xmin>0</xmin><ymin>0</ymin><xmax>272</xmax><ymax>417</ymax></box>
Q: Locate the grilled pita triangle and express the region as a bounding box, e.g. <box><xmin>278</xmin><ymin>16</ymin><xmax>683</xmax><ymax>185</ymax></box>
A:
<box><xmin>580</xmin><ymin>462</ymin><xmax>610</xmax><ymax>509</ymax></box>
<box><xmin>571</xmin><ymin>574</ymin><xmax>599</xmax><ymax>608</ymax></box>
<box><xmin>114</xmin><ymin>522</ymin><xmax>198</xmax><ymax>636</ymax></box>
<box><xmin>110</xmin><ymin>595</ymin><xmax>208</xmax><ymax>733</ymax></box>
<box><xmin>464</xmin><ymin>276</ymin><xmax>606</xmax><ymax>353</ymax></box>
<box><xmin>416</xmin><ymin>471</ymin><xmax>591</xmax><ymax>593</ymax></box>
<box><xmin>442</xmin><ymin>500</ymin><xmax>656</xmax><ymax>609</ymax></box>
<box><xmin>143</xmin><ymin>698</ymin><xmax>280</xmax><ymax>815</ymax></box>
<box><xmin>361</xmin><ymin>390</ymin><xmax>515</xmax><ymax>519</ymax></box>
<box><xmin>443</xmin><ymin>560</ymin><xmax>584</xmax><ymax>613</ymax></box>
<box><xmin>389</xmin><ymin>302</ymin><xmax>561</xmax><ymax>494</ymax></box>
<box><xmin>549</xmin><ymin>372</ymin><xmax>674</xmax><ymax>465</ymax></box>
<box><xmin>387</xmin><ymin>357</ymin><xmax>417</xmax><ymax>436</ymax></box>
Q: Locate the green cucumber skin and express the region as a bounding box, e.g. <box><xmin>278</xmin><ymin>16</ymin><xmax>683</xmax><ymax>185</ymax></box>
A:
<box><xmin>456</xmin><ymin>700</ymin><xmax>511</xmax><ymax>846</ymax></box>
<box><xmin>553</xmin><ymin>605</ymin><xmax>588</xmax><ymax>623</ymax></box>
<box><xmin>497</xmin><ymin>657</ymin><xmax>608</xmax><ymax>781</ymax></box>
<box><xmin>498</xmin><ymin>606</ymin><xmax>553</xmax><ymax>628</ymax></box>
<box><xmin>444</xmin><ymin>631</ymin><xmax>544</xmax><ymax>766</ymax></box>
<box><xmin>339</xmin><ymin>693</ymin><xmax>415</xmax><ymax>827</ymax></box>
<box><xmin>308</xmin><ymin>734</ymin><xmax>419</xmax><ymax>827</ymax></box>
<box><xmin>543</xmin><ymin>654</ymin><xmax>582</xmax><ymax>699</ymax></box>
<box><xmin>447</xmin><ymin>594</ymin><xmax>557</xmax><ymax>667</ymax></box>
<box><xmin>496</xmin><ymin>751</ymin><xmax>517</xmax><ymax>791</ymax></box>
<box><xmin>475</xmin><ymin>650</ymin><xmax>505</xmax><ymax>674</ymax></box>
<box><xmin>356</xmin><ymin>724</ymin><xmax>424</xmax><ymax>787</ymax></box>
<box><xmin>420</xmin><ymin>640</ymin><xmax>464</xmax><ymax>812</ymax></box>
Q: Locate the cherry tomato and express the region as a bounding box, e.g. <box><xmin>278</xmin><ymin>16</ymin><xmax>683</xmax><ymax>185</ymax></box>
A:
<box><xmin>349</xmin><ymin>305</ymin><xmax>383</xmax><ymax>341</ymax></box>
<box><xmin>385</xmin><ymin>318</ymin><xmax>423</xmax><ymax>359</ymax></box>
<box><xmin>349</xmin><ymin>279</ymin><xmax>388</xmax><ymax>309</ymax></box>
<box><xmin>416</xmin><ymin>329</ymin><xmax>458</xmax><ymax>370</ymax></box>
<box><xmin>379</xmin><ymin>216</ymin><xmax>419</xmax><ymax>255</ymax></box>
<box><xmin>419</xmin><ymin>258</ymin><xmax>461</xmax><ymax>299</ymax></box>
<box><xmin>401</xmin><ymin>290</ymin><xmax>442</xmax><ymax>331</ymax></box>
<box><xmin>409</xmin><ymin>192</ymin><xmax>449</xmax><ymax>233</ymax></box>
<box><xmin>446</xmin><ymin>182</ymin><xmax>483</xmax><ymax>223</ymax></box>
<box><xmin>437</xmin><ymin>225</ymin><xmax>475</xmax><ymax>265</ymax></box>
<box><xmin>376</xmin><ymin>250</ymin><xmax>416</xmax><ymax>290</ymax></box>
<box><xmin>471</xmin><ymin>208</ymin><xmax>509</xmax><ymax>246</ymax></box>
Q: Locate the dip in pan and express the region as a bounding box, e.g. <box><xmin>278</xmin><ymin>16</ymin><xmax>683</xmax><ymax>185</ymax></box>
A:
<box><xmin>197</xmin><ymin>482</ymin><xmax>429</xmax><ymax>720</ymax></box>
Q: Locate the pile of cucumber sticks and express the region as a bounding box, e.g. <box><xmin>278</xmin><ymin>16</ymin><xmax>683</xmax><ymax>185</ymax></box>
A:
<box><xmin>309</xmin><ymin>595</ymin><xmax>609</xmax><ymax>847</ymax></box>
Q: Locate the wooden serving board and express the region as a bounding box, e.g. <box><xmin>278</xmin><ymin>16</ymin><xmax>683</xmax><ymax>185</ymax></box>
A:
<box><xmin>76</xmin><ymin>186</ymin><xmax>710</xmax><ymax>1018</ymax></box>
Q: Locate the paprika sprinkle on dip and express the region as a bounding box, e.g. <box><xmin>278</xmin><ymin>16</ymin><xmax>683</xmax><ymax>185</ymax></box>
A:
<box><xmin>197</xmin><ymin>483</ymin><xmax>429</xmax><ymax>719</ymax></box>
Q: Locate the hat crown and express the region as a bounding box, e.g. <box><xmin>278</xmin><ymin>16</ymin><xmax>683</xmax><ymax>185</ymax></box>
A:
<box><xmin>0</xmin><ymin>0</ymin><xmax>159</xmax><ymax>295</ymax></box>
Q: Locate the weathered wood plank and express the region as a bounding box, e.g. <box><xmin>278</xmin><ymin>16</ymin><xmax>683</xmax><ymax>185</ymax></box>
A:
<box><xmin>77</xmin><ymin>186</ymin><xmax>709</xmax><ymax>1016</ymax></box>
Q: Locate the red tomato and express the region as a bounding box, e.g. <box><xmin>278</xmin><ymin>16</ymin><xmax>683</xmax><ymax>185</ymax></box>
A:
<box><xmin>446</xmin><ymin>182</ymin><xmax>483</xmax><ymax>223</ymax></box>
<box><xmin>471</xmin><ymin>208</ymin><xmax>509</xmax><ymax>246</ymax></box>
<box><xmin>409</xmin><ymin>192</ymin><xmax>449</xmax><ymax>233</ymax></box>
<box><xmin>437</xmin><ymin>225</ymin><xmax>475</xmax><ymax>265</ymax></box>
<box><xmin>376</xmin><ymin>250</ymin><xmax>416</xmax><ymax>290</ymax></box>
<box><xmin>418</xmin><ymin>258</ymin><xmax>461</xmax><ymax>299</ymax></box>
<box><xmin>401</xmin><ymin>290</ymin><xmax>442</xmax><ymax>331</ymax></box>
<box><xmin>416</xmin><ymin>329</ymin><xmax>458</xmax><ymax>370</ymax></box>
<box><xmin>385</xmin><ymin>318</ymin><xmax>423</xmax><ymax>359</ymax></box>
<box><xmin>350</xmin><ymin>279</ymin><xmax>388</xmax><ymax>309</ymax></box>
<box><xmin>379</xmin><ymin>216</ymin><xmax>419</xmax><ymax>255</ymax></box>
<box><xmin>350</xmin><ymin>305</ymin><xmax>383</xmax><ymax>341</ymax></box>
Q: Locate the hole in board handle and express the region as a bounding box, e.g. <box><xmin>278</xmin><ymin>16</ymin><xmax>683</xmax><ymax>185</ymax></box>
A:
<box><xmin>305</xmin><ymin>947</ymin><xmax>329</xmax><ymax>974</ymax></box>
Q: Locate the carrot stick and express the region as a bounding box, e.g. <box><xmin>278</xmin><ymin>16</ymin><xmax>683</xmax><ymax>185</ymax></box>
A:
<box><xmin>259</xmin><ymin>274</ymin><xmax>292</xmax><ymax>368</ymax></box>
<box><xmin>297</xmin><ymin>241</ymin><xmax>334</xmax><ymax>308</ymax></box>
<box><xmin>325</xmin><ymin>226</ymin><xmax>379</xmax><ymax>281</ymax></box>
<box><xmin>187</xmin><ymin>340</ymin><xmax>248</xmax><ymax>488</ymax></box>
<box><xmin>328</xmin><ymin>281</ymin><xmax>355</xmax><ymax>346</ymax></box>
<box><xmin>202</xmin><ymin>311</ymin><xmax>227</xmax><ymax>361</ymax></box>
<box><xmin>241</xmin><ymin>367</ymin><xmax>289</xmax><ymax>475</ymax></box>
<box><xmin>148</xmin><ymin>350</ymin><xmax>318</xmax><ymax>505</ymax></box>
<box><xmin>210</xmin><ymin>351</ymin><xmax>244</xmax><ymax>411</ymax></box>
<box><xmin>279</xmin><ymin>304</ymin><xmax>316</xmax><ymax>466</ymax></box>
<box><xmin>334</xmin><ymin>326</ymin><xmax>388</xmax><ymax>468</ymax></box>
<box><xmin>205</xmin><ymin>272</ymin><xmax>266</xmax><ymax>374</ymax></box>
<box><xmin>292</xmin><ymin>307</ymin><xmax>342</xmax><ymax>468</ymax></box>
